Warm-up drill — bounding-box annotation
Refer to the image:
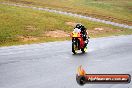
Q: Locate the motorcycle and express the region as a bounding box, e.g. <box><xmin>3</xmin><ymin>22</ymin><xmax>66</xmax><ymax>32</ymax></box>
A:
<box><xmin>70</xmin><ymin>29</ymin><xmax>88</xmax><ymax>54</ymax></box>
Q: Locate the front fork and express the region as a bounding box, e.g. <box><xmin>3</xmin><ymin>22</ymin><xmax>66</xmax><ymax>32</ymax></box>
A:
<box><xmin>72</xmin><ymin>38</ymin><xmax>80</xmax><ymax>50</ymax></box>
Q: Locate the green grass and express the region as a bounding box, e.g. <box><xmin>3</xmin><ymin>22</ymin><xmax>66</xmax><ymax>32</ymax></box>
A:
<box><xmin>0</xmin><ymin>4</ymin><xmax>132</xmax><ymax>47</ymax></box>
<box><xmin>1</xmin><ymin>0</ymin><xmax>132</xmax><ymax>25</ymax></box>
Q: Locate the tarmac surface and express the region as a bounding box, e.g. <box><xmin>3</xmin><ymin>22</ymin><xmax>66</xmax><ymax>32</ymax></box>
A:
<box><xmin>0</xmin><ymin>35</ymin><xmax>132</xmax><ymax>88</ymax></box>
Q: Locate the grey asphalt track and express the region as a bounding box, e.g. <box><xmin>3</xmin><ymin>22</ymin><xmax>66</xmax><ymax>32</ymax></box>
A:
<box><xmin>0</xmin><ymin>35</ymin><xmax>132</xmax><ymax>88</ymax></box>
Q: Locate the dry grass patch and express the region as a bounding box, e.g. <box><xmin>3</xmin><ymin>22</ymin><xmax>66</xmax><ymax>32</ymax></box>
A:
<box><xmin>18</xmin><ymin>35</ymin><xmax>38</xmax><ymax>42</ymax></box>
<box><xmin>65</xmin><ymin>22</ymin><xmax>77</xmax><ymax>27</ymax></box>
<box><xmin>44</xmin><ymin>30</ymin><xmax>69</xmax><ymax>38</ymax></box>
<box><xmin>87</xmin><ymin>27</ymin><xmax>123</xmax><ymax>36</ymax></box>
<box><xmin>24</xmin><ymin>25</ymin><xmax>37</xmax><ymax>32</ymax></box>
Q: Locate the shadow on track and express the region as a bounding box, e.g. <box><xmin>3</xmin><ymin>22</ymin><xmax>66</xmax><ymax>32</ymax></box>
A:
<box><xmin>72</xmin><ymin>52</ymin><xmax>88</xmax><ymax>56</ymax></box>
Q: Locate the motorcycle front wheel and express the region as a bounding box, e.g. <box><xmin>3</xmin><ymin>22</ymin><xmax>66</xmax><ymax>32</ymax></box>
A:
<box><xmin>72</xmin><ymin>42</ymin><xmax>77</xmax><ymax>54</ymax></box>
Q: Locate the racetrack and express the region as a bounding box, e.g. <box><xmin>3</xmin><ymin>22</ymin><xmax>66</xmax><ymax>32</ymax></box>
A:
<box><xmin>0</xmin><ymin>35</ymin><xmax>132</xmax><ymax>88</ymax></box>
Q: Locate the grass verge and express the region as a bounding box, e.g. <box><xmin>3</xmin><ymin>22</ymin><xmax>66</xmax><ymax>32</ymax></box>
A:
<box><xmin>0</xmin><ymin>4</ymin><xmax>132</xmax><ymax>47</ymax></box>
<box><xmin>1</xmin><ymin>0</ymin><xmax>132</xmax><ymax>25</ymax></box>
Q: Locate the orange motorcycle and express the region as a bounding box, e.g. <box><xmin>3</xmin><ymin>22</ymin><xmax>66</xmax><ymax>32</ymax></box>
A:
<box><xmin>70</xmin><ymin>29</ymin><xmax>87</xmax><ymax>54</ymax></box>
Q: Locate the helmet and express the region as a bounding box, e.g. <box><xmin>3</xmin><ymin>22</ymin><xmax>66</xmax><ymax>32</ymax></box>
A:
<box><xmin>75</xmin><ymin>23</ymin><xmax>83</xmax><ymax>29</ymax></box>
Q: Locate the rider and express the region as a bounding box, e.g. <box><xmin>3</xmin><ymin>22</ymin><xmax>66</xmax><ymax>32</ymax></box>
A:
<box><xmin>74</xmin><ymin>23</ymin><xmax>89</xmax><ymax>47</ymax></box>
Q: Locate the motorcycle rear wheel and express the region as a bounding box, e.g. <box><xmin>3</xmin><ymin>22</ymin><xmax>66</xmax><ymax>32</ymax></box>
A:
<box><xmin>81</xmin><ymin>48</ymin><xmax>85</xmax><ymax>53</ymax></box>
